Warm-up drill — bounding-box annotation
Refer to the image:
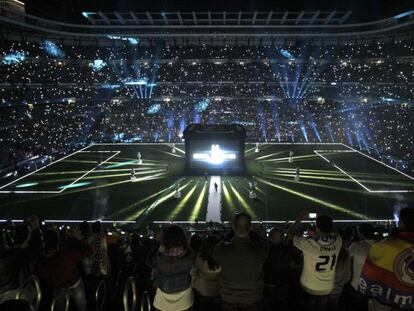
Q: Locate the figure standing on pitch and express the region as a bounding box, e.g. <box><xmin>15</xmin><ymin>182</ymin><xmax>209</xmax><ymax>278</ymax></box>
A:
<box><xmin>174</xmin><ymin>182</ymin><xmax>182</xmax><ymax>198</ymax></box>
<box><xmin>171</xmin><ymin>143</ymin><xmax>176</xmax><ymax>154</ymax></box>
<box><xmin>295</xmin><ymin>167</ymin><xmax>300</xmax><ymax>182</ymax></box>
<box><xmin>255</xmin><ymin>142</ymin><xmax>260</xmax><ymax>153</ymax></box>
<box><xmin>249</xmin><ymin>181</ymin><xmax>257</xmax><ymax>199</ymax></box>
<box><xmin>130</xmin><ymin>168</ymin><xmax>136</xmax><ymax>181</ymax></box>
<box><xmin>137</xmin><ymin>152</ymin><xmax>142</xmax><ymax>164</ymax></box>
<box><xmin>214</xmin><ymin>182</ymin><xmax>218</xmax><ymax>192</ymax></box>
<box><xmin>204</xmin><ymin>171</ymin><xmax>208</xmax><ymax>182</ymax></box>
<box><xmin>289</xmin><ymin>150</ymin><xmax>294</xmax><ymax>163</ymax></box>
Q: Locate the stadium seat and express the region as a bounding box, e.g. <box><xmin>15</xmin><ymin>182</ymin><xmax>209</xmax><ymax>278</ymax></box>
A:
<box><xmin>122</xmin><ymin>276</ymin><xmax>137</xmax><ymax>311</ymax></box>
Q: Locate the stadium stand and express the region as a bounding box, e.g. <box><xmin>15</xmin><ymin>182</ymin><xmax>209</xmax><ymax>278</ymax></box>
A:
<box><xmin>1</xmin><ymin>1</ymin><xmax>414</xmax><ymax>310</ymax></box>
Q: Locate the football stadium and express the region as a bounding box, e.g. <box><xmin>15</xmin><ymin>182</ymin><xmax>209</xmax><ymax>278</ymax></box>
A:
<box><xmin>0</xmin><ymin>0</ymin><xmax>413</xmax><ymax>310</ymax></box>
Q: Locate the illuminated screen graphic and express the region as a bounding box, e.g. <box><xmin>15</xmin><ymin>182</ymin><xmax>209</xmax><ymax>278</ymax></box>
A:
<box><xmin>187</xmin><ymin>140</ymin><xmax>241</xmax><ymax>171</ymax></box>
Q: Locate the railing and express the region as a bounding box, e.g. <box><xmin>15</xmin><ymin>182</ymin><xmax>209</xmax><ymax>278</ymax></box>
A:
<box><xmin>15</xmin><ymin>275</ymin><xmax>42</xmax><ymax>310</ymax></box>
<box><xmin>95</xmin><ymin>279</ymin><xmax>107</xmax><ymax>311</ymax></box>
<box><xmin>122</xmin><ymin>276</ymin><xmax>137</xmax><ymax>311</ymax></box>
<box><xmin>50</xmin><ymin>289</ymin><xmax>70</xmax><ymax>311</ymax></box>
<box><xmin>140</xmin><ymin>291</ymin><xmax>152</xmax><ymax>311</ymax></box>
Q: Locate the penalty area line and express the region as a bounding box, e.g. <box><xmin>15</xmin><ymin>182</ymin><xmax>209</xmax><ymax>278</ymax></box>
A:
<box><xmin>0</xmin><ymin>144</ymin><xmax>93</xmax><ymax>193</ymax></box>
<box><xmin>58</xmin><ymin>151</ymin><xmax>120</xmax><ymax>193</ymax></box>
<box><xmin>314</xmin><ymin>150</ymin><xmax>414</xmax><ymax>193</ymax></box>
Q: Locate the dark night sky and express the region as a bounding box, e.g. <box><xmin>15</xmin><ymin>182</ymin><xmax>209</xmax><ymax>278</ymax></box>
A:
<box><xmin>23</xmin><ymin>0</ymin><xmax>414</xmax><ymax>24</ymax></box>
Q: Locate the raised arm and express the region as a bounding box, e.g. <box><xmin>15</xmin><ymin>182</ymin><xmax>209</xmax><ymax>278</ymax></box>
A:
<box><xmin>286</xmin><ymin>210</ymin><xmax>308</xmax><ymax>241</ymax></box>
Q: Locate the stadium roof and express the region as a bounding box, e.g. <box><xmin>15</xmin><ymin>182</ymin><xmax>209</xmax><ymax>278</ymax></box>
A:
<box><xmin>81</xmin><ymin>11</ymin><xmax>353</xmax><ymax>26</ymax></box>
<box><xmin>25</xmin><ymin>0</ymin><xmax>414</xmax><ymax>25</ymax></box>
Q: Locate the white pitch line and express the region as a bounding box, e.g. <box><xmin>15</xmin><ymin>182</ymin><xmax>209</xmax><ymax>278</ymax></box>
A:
<box><xmin>341</xmin><ymin>143</ymin><xmax>414</xmax><ymax>181</ymax></box>
<box><xmin>58</xmin><ymin>151</ymin><xmax>120</xmax><ymax>193</ymax></box>
<box><xmin>249</xmin><ymin>142</ymin><xmax>343</xmax><ymax>146</ymax></box>
<box><xmin>0</xmin><ymin>219</ymin><xmax>136</xmax><ymax>224</ymax></box>
<box><xmin>314</xmin><ymin>150</ymin><xmax>372</xmax><ymax>192</ymax></box>
<box><xmin>92</xmin><ymin>143</ymin><xmax>184</xmax><ymax>146</ymax></box>
<box><xmin>314</xmin><ymin>150</ymin><xmax>414</xmax><ymax>193</ymax></box>
<box><xmin>0</xmin><ymin>190</ymin><xmax>61</xmax><ymax>194</ymax></box>
<box><xmin>0</xmin><ymin>149</ymin><xmax>120</xmax><ymax>194</ymax></box>
<box><xmin>79</xmin><ymin>150</ymin><xmax>119</xmax><ymax>153</ymax></box>
<box><xmin>153</xmin><ymin>221</ymin><xmax>207</xmax><ymax>224</ymax></box>
<box><xmin>0</xmin><ymin>144</ymin><xmax>93</xmax><ymax>192</ymax></box>
<box><xmin>154</xmin><ymin>219</ymin><xmax>394</xmax><ymax>224</ymax></box>
<box><xmin>0</xmin><ymin>219</ymin><xmax>394</xmax><ymax>224</ymax></box>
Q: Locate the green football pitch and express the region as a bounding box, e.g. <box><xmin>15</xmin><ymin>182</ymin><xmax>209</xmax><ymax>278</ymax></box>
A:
<box><xmin>0</xmin><ymin>143</ymin><xmax>413</xmax><ymax>224</ymax></box>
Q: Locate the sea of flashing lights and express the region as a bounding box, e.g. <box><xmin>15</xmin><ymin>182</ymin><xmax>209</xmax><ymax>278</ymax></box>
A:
<box><xmin>0</xmin><ymin>40</ymin><xmax>413</xmax><ymax>172</ymax></box>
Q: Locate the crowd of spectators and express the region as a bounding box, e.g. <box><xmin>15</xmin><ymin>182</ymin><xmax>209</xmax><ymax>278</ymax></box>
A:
<box><xmin>0</xmin><ymin>40</ymin><xmax>413</xmax><ymax>171</ymax></box>
<box><xmin>0</xmin><ymin>207</ymin><xmax>413</xmax><ymax>311</ymax></box>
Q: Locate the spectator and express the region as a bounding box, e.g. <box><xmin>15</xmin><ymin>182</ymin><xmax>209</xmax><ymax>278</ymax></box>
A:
<box><xmin>34</xmin><ymin>227</ymin><xmax>92</xmax><ymax>311</ymax></box>
<box><xmin>346</xmin><ymin>223</ymin><xmax>376</xmax><ymax>310</ymax></box>
<box><xmin>191</xmin><ymin>235</ymin><xmax>221</xmax><ymax>311</ymax></box>
<box><xmin>0</xmin><ymin>216</ymin><xmax>41</xmax><ymax>305</ymax></box>
<box><xmin>359</xmin><ymin>207</ymin><xmax>414</xmax><ymax>311</ymax></box>
<box><xmin>81</xmin><ymin>221</ymin><xmax>109</xmax><ymax>309</ymax></box>
<box><xmin>147</xmin><ymin>225</ymin><xmax>194</xmax><ymax>311</ymax></box>
<box><xmin>214</xmin><ymin>212</ymin><xmax>269</xmax><ymax>311</ymax></box>
<box><xmin>190</xmin><ymin>233</ymin><xmax>202</xmax><ymax>254</ymax></box>
<box><xmin>263</xmin><ymin>227</ymin><xmax>298</xmax><ymax>311</ymax></box>
<box><xmin>327</xmin><ymin>246</ymin><xmax>352</xmax><ymax>311</ymax></box>
<box><xmin>287</xmin><ymin>211</ymin><xmax>343</xmax><ymax>311</ymax></box>
<box><xmin>82</xmin><ymin>221</ymin><xmax>109</xmax><ymax>277</ymax></box>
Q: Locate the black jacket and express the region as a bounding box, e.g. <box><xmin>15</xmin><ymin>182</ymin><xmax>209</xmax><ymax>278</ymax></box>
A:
<box><xmin>213</xmin><ymin>236</ymin><xmax>269</xmax><ymax>304</ymax></box>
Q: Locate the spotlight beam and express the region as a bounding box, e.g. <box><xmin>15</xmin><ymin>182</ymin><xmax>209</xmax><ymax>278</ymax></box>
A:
<box><xmin>255</xmin><ymin>177</ymin><xmax>367</xmax><ymax>219</ymax></box>
<box><xmin>190</xmin><ymin>182</ymin><xmax>207</xmax><ymax>221</ymax></box>
<box><xmin>169</xmin><ymin>181</ymin><xmax>199</xmax><ymax>219</ymax></box>
<box><xmin>228</xmin><ymin>181</ymin><xmax>258</xmax><ymax>219</ymax></box>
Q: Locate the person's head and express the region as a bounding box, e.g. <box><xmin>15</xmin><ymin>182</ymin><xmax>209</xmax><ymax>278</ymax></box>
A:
<box><xmin>316</xmin><ymin>215</ymin><xmax>333</xmax><ymax>234</ymax></box>
<box><xmin>43</xmin><ymin>230</ymin><xmax>59</xmax><ymax>253</ymax></box>
<box><xmin>199</xmin><ymin>235</ymin><xmax>220</xmax><ymax>270</ymax></box>
<box><xmin>357</xmin><ymin>223</ymin><xmax>376</xmax><ymax>240</ymax></box>
<box><xmin>91</xmin><ymin>221</ymin><xmax>102</xmax><ymax>234</ymax></box>
<box><xmin>79</xmin><ymin>221</ymin><xmax>90</xmax><ymax>237</ymax></box>
<box><xmin>190</xmin><ymin>233</ymin><xmax>202</xmax><ymax>253</ymax></box>
<box><xmin>232</xmin><ymin>212</ymin><xmax>252</xmax><ymax>238</ymax></box>
<box><xmin>268</xmin><ymin>227</ymin><xmax>283</xmax><ymax>244</ymax></box>
<box><xmin>162</xmin><ymin>225</ymin><xmax>187</xmax><ymax>250</ymax></box>
<box><xmin>399</xmin><ymin>207</ymin><xmax>414</xmax><ymax>232</ymax></box>
<box><xmin>12</xmin><ymin>225</ymin><xmax>29</xmax><ymax>246</ymax></box>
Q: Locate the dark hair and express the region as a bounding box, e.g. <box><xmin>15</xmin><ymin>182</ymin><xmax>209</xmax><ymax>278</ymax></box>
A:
<box><xmin>43</xmin><ymin>230</ymin><xmax>59</xmax><ymax>252</ymax></box>
<box><xmin>358</xmin><ymin>223</ymin><xmax>376</xmax><ymax>240</ymax></box>
<box><xmin>269</xmin><ymin>227</ymin><xmax>282</xmax><ymax>241</ymax></box>
<box><xmin>269</xmin><ymin>227</ymin><xmax>282</xmax><ymax>236</ymax></box>
<box><xmin>400</xmin><ymin>207</ymin><xmax>414</xmax><ymax>231</ymax></box>
<box><xmin>80</xmin><ymin>221</ymin><xmax>90</xmax><ymax>237</ymax></box>
<box><xmin>199</xmin><ymin>235</ymin><xmax>219</xmax><ymax>270</ymax></box>
<box><xmin>13</xmin><ymin>225</ymin><xmax>29</xmax><ymax>246</ymax></box>
<box><xmin>91</xmin><ymin>221</ymin><xmax>102</xmax><ymax>234</ymax></box>
<box><xmin>316</xmin><ymin>215</ymin><xmax>333</xmax><ymax>234</ymax></box>
<box><xmin>190</xmin><ymin>234</ymin><xmax>202</xmax><ymax>253</ymax></box>
<box><xmin>233</xmin><ymin>212</ymin><xmax>252</xmax><ymax>236</ymax></box>
<box><xmin>162</xmin><ymin>225</ymin><xmax>187</xmax><ymax>250</ymax></box>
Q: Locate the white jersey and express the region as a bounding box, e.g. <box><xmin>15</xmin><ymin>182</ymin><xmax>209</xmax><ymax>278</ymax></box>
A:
<box><xmin>294</xmin><ymin>234</ymin><xmax>343</xmax><ymax>295</ymax></box>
